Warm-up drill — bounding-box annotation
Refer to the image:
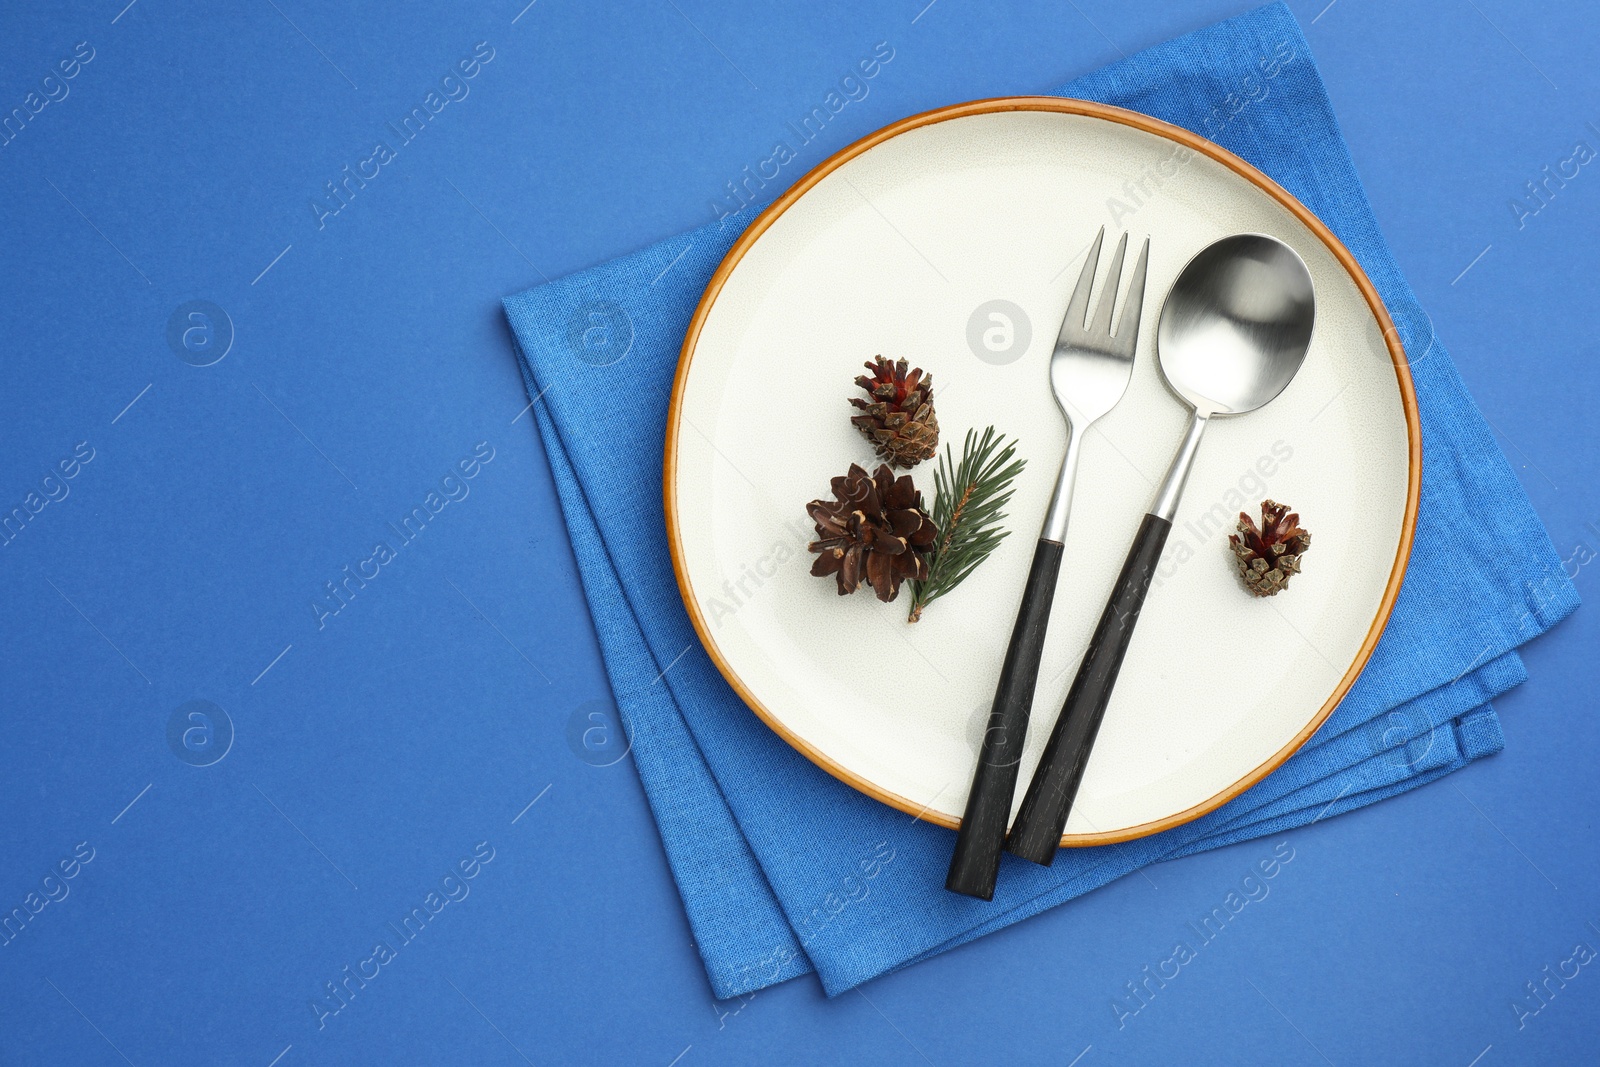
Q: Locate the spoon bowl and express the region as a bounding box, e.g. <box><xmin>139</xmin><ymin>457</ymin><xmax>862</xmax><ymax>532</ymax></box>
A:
<box><xmin>1156</xmin><ymin>233</ymin><xmax>1315</xmax><ymax>417</ymax></box>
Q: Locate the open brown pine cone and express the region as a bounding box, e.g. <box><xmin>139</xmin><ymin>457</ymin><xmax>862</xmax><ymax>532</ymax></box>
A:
<box><xmin>1229</xmin><ymin>499</ymin><xmax>1312</xmax><ymax>597</ymax></box>
<box><xmin>807</xmin><ymin>463</ymin><xmax>936</xmax><ymax>602</ymax></box>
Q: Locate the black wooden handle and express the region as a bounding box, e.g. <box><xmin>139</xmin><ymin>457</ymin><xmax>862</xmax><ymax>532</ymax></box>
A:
<box><xmin>1005</xmin><ymin>513</ymin><xmax>1173</xmax><ymax>865</ymax></box>
<box><xmin>946</xmin><ymin>538</ymin><xmax>1064</xmax><ymax>900</ymax></box>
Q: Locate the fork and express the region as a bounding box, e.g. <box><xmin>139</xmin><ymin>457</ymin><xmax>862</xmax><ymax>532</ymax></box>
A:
<box><xmin>947</xmin><ymin>227</ymin><xmax>1150</xmax><ymax>900</ymax></box>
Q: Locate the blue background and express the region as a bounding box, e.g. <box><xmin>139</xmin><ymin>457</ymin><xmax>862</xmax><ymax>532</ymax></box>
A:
<box><xmin>0</xmin><ymin>1</ymin><xmax>1594</xmax><ymax>1064</ymax></box>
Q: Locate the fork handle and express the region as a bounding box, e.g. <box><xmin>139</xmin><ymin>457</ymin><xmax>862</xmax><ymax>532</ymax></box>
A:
<box><xmin>946</xmin><ymin>537</ymin><xmax>1063</xmax><ymax>900</ymax></box>
<box><xmin>1005</xmin><ymin>512</ymin><xmax>1172</xmax><ymax>863</ymax></box>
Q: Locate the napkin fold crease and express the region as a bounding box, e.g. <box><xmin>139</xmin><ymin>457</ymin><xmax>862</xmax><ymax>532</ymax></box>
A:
<box><xmin>502</xmin><ymin>1</ymin><xmax>1577</xmax><ymax>998</ymax></box>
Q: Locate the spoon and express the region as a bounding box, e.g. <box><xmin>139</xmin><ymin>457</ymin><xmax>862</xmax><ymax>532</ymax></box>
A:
<box><xmin>1004</xmin><ymin>233</ymin><xmax>1315</xmax><ymax>864</ymax></box>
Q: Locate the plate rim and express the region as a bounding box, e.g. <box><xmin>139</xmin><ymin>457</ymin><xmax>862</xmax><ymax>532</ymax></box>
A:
<box><xmin>663</xmin><ymin>95</ymin><xmax>1422</xmax><ymax>847</ymax></box>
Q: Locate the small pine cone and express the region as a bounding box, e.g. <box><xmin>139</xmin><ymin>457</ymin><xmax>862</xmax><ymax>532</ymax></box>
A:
<box><xmin>807</xmin><ymin>463</ymin><xmax>936</xmax><ymax>602</ymax></box>
<box><xmin>849</xmin><ymin>356</ymin><xmax>939</xmax><ymax>469</ymax></box>
<box><xmin>1229</xmin><ymin>499</ymin><xmax>1312</xmax><ymax>597</ymax></box>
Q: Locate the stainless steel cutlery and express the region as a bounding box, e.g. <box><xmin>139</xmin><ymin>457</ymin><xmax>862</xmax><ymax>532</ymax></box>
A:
<box><xmin>947</xmin><ymin>230</ymin><xmax>1316</xmax><ymax>895</ymax></box>
<box><xmin>1006</xmin><ymin>233</ymin><xmax>1316</xmax><ymax>865</ymax></box>
<box><xmin>947</xmin><ymin>227</ymin><xmax>1149</xmax><ymax>900</ymax></box>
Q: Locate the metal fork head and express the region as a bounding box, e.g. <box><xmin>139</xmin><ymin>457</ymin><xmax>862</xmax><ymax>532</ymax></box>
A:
<box><xmin>1050</xmin><ymin>226</ymin><xmax>1150</xmax><ymax>426</ymax></box>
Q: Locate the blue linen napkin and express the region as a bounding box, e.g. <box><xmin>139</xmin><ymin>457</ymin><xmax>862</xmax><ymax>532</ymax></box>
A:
<box><xmin>502</xmin><ymin>1</ymin><xmax>1578</xmax><ymax>998</ymax></box>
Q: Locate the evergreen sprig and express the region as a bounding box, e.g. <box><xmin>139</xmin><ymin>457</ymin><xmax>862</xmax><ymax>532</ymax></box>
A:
<box><xmin>908</xmin><ymin>426</ymin><xmax>1026</xmax><ymax>623</ymax></box>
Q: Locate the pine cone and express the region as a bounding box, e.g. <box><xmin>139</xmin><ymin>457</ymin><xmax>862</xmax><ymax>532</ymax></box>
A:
<box><xmin>1229</xmin><ymin>499</ymin><xmax>1312</xmax><ymax>597</ymax></box>
<box><xmin>807</xmin><ymin>463</ymin><xmax>936</xmax><ymax>602</ymax></box>
<box><xmin>850</xmin><ymin>356</ymin><xmax>939</xmax><ymax>469</ymax></box>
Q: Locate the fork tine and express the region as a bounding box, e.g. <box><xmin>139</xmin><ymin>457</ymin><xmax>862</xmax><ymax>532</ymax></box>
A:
<box><xmin>1113</xmin><ymin>237</ymin><xmax>1151</xmax><ymax>353</ymax></box>
<box><xmin>1062</xmin><ymin>227</ymin><xmax>1105</xmax><ymax>336</ymax></box>
<box><xmin>1089</xmin><ymin>232</ymin><xmax>1130</xmax><ymax>336</ymax></box>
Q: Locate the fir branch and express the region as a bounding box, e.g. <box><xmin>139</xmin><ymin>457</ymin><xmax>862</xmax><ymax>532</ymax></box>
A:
<box><xmin>908</xmin><ymin>426</ymin><xmax>1026</xmax><ymax>622</ymax></box>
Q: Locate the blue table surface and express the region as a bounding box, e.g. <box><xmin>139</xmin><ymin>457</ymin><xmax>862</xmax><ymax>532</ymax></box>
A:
<box><xmin>2</xmin><ymin>1</ymin><xmax>1595</xmax><ymax>1063</ymax></box>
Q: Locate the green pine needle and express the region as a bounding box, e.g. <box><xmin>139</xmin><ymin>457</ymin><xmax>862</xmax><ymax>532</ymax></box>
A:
<box><xmin>908</xmin><ymin>426</ymin><xmax>1026</xmax><ymax>623</ymax></box>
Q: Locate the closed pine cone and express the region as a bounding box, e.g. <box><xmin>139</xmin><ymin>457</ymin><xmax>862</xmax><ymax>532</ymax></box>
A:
<box><xmin>807</xmin><ymin>463</ymin><xmax>936</xmax><ymax>602</ymax></box>
<box><xmin>1229</xmin><ymin>499</ymin><xmax>1311</xmax><ymax>597</ymax></box>
<box><xmin>849</xmin><ymin>356</ymin><xmax>939</xmax><ymax>469</ymax></box>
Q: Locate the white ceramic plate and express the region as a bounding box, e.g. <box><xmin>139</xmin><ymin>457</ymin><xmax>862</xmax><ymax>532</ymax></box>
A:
<box><xmin>666</xmin><ymin>99</ymin><xmax>1419</xmax><ymax>845</ymax></box>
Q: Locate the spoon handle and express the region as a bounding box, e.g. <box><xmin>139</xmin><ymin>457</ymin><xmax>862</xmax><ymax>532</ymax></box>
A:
<box><xmin>1005</xmin><ymin>512</ymin><xmax>1172</xmax><ymax>862</ymax></box>
<box><xmin>1004</xmin><ymin>410</ymin><xmax>1206</xmax><ymax>862</ymax></box>
<box><xmin>946</xmin><ymin>537</ymin><xmax>1063</xmax><ymax>900</ymax></box>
